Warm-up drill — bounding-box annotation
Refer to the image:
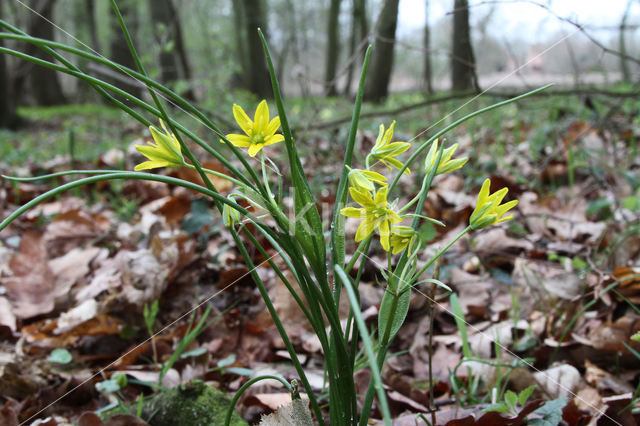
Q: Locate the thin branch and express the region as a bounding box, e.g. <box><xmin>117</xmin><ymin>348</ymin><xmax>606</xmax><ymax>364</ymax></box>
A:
<box><xmin>299</xmin><ymin>87</ymin><xmax>640</xmax><ymax>131</ymax></box>
<box><xmin>465</xmin><ymin>0</ymin><xmax>640</xmax><ymax>66</ymax></box>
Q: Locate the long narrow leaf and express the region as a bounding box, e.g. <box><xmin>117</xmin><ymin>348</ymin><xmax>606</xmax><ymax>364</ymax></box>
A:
<box><xmin>388</xmin><ymin>84</ymin><xmax>553</xmax><ymax>191</ymax></box>
<box><xmin>335</xmin><ymin>265</ymin><xmax>391</xmax><ymax>426</ymax></box>
<box><xmin>257</xmin><ymin>29</ymin><xmax>326</xmax><ymax>278</ymax></box>
<box><xmin>331</xmin><ymin>46</ymin><xmax>372</xmax><ymax>270</ymax></box>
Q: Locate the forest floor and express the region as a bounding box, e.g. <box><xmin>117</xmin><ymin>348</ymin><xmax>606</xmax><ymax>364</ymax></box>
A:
<box><xmin>0</xmin><ymin>90</ymin><xmax>639</xmax><ymax>425</ymax></box>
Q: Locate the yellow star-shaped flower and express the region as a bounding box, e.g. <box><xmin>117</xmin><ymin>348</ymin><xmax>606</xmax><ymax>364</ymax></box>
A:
<box><xmin>347</xmin><ymin>168</ymin><xmax>388</xmax><ymax>192</ymax></box>
<box><xmin>389</xmin><ymin>225</ymin><xmax>416</xmax><ymax>255</ymax></box>
<box><xmin>469</xmin><ymin>179</ymin><xmax>518</xmax><ymax>229</ymax></box>
<box><xmin>368</xmin><ymin>121</ymin><xmax>411</xmax><ymax>174</ymax></box>
<box><xmin>134</xmin><ymin>120</ymin><xmax>186</xmax><ymax>171</ymax></box>
<box><xmin>424</xmin><ymin>139</ymin><xmax>468</xmax><ymax>175</ymax></box>
<box><xmin>340</xmin><ymin>185</ymin><xmax>402</xmax><ymax>252</ymax></box>
<box><xmin>224</xmin><ymin>100</ymin><xmax>284</xmax><ymax>157</ymax></box>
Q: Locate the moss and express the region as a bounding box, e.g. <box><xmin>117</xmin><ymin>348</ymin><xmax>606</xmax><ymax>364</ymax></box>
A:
<box><xmin>103</xmin><ymin>380</ymin><xmax>247</xmax><ymax>426</ymax></box>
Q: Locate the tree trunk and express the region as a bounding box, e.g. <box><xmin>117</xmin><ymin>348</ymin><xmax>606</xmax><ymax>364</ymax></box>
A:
<box><xmin>0</xmin><ymin>0</ymin><xmax>18</xmax><ymax>128</ymax></box>
<box><xmin>232</xmin><ymin>0</ymin><xmax>271</xmax><ymax>98</ymax></box>
<box><xmin>85</xmin><ymin>0</ymin><xmax>99</xmax><ymax>52</ymax></box>
<box><xmin>325</xmin><ymin>0</ymin><xmax>342</xmax><ymax>96</ymax></box>
<box><xmin>451</xmin><ymin>0</ymin><xmax>478</xmax><ymax>92</ymax></box>
<box><xmin>364</xmin><ymin>0</ymin><xmax>400</xmax><ymax>103</ymax></box>
<box><xmin>619</xmin><ymin>0</ymin><xmax>633</xmax><ymax>82</ymax></box>
<box><xmin>423</xmin><ymin>0</ymin><xmax>433</xmax><ymax>94</ymax></box>
<box><xmin>29</xmin><ymin>0</ymin><xmax>67</xmax><ymax>106</ymax></box>
<box><xmin>167</xmin><ymin>0</ymin><xmax>196</xmax><ymax>100</ymax></box>
<box><xmin>108</xmin><ymin>0</ymin><xmax>141</xmax><ymax>101</ymax></box>
<box><xmin>150</xmin><ymin>0</ymin><xmax>179</xmax><ymax>85</ymax></box>
<box><xmin>344</xmin><ymin>0</ymin><xmax>368</xmax><ymax>95</ymax></box>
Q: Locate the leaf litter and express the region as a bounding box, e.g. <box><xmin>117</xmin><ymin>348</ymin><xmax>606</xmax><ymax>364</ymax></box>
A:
<box><xmin>0</xmin><ymin>111</ymin><xmax>639</xmax><ymax>425</ymax></box>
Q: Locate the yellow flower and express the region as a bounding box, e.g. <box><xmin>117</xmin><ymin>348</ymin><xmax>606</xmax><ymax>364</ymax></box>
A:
<box><xmin>469</xmin><ymin>179</ymin><xmax>518</xmax><ymax>229</ymax></box>
<box><xmin>424</xmin><ymin>139</ymin><xmax>468</xmax><ymax>175</ymax></box>
<box><xmin>134</xmin><ymin>120</ymin><xmax>185</xmax><ymax>170</ymax></box>
<box><xmin>389</xmin><ymin>226</ymin><xmax>416</xmax><ymax>255</ymax></box>
<box><xmin>368</xmin><ymin>121</ymin><xmax>411</xmax><ymax>174</ymax></box>
<box><xmin>224</xmin><ymin>100</ymin><xmax>284</xmax><ymax>157</ymax></box>
<box><xmin>347</xmin><ymin>168</ymin><xmax>387</xmax><ymax>192</ymax></box>
<box><xmin>340</xmin><ymin>185</ymin><xmax>402</xmax><ymax>251</ymax></box>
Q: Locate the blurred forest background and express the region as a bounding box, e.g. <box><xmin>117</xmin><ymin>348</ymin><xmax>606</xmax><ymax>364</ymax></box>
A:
<box><xmin>1</xmin><ymin>2</ymin><xmax>640</xmax><ymax>424</ymax></box>
<box><xmin>1</xmin><ymin>0</ymin><xmax>639</xmax><ymax>128</ymax></box>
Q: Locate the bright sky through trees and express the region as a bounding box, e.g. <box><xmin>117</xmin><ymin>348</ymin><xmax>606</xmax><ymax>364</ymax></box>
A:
<box><xmin>399</xmin><ymin>0</ymin><xmax>640</xmax><ymax>38</ymax></box>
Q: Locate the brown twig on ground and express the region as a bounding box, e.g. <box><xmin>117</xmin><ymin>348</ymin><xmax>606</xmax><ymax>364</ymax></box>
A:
<box><xmin>299</xmin><ymin>88</ymin><xmax>640</xmax><ymax>132</ymax></box>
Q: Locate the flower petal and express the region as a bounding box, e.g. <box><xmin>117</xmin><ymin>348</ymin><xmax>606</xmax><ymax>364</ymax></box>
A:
<box><xmin>477</xmin><ymin>179</ymin><xmax>492</xmax><ymax>206</ymax></box>
<box><xmin>266</xmin><ymin>116</ymin><xmax>281</xmax><ymax>136</ymax></box>
<box><xmin>134</xmin><ymin>160</ymin><xmax>170</xmax><ymax>170</ymax></box>
<box><xmin>233</xmin><ymin>104</ymin><xmax>253</xmax><ymax>136</ymax></box>
<box><xmin>340</xmin><ymin>207</ymin><xmax>365</xmax><ymax>218</ymax></box>
<box><xmin>263</xmin><ymin>134</ymin><xmax>285</xmax><ymax>146</ymax></box>
<box><xmin>254</xmin><ymin>100</ymin><xmax>269</xmax><ymax>132</ymax></box>
<box><xmin>355</xmin><ymin>219</ymin><xmax>376</xmax><ymax>242</ymax></box>
<box><xmin>136</xmin><ymin>144</ymin><xmax>171</xmax><ymax>163</ymax></box>
<box><xmin>247</xmin><ymin>143</ymin><xmax>263</xmax><ymax>157</ymax></box>
<box><xmin>349</xmin><ymin>187</ymin><xmax>373</xmax><ymax>207</ymax></box>
<box><xmin>226</xmin><ymin>134</ymin><xmax>251</xmax><ymax>147</ymax></box>
<box><xmin>378</xmin><ymin>219</ymin><xmax>390</xmax><ymax>251</ymax></box>
<box><xmin>374</xmin><ymin>186</ymin><xmax>389</xmax><ymax>207</ymax></box>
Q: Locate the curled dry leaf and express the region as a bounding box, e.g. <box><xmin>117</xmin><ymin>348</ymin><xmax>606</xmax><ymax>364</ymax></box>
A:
<box><xmin>258</xmin><ymin>398</ymin><xmax>313</xmax><ymax>426</ymax></box>
<box><xmin>512</xmin><ymin>258</ymin><xmax>584</xmax><ymax>300</ymax></box>
<box><xmin>54</xmin><ymin>299</ymin><xmax>98</xmax><ymax>334</ymax></box>
<box><xmin>533</xmin><ymin>364</ymin><xmax>582</xmax><ymax>399</ymax></box>
<box><xmin>0</xmin><ymin>297</ymin><xmax>17</xmax><ymax>332</ymax></box>
<box><xmin>588</xmin><ymin>315</ymin><xmax>640</xmax><ymax>353</ymax></box>
<box><xmin>2</xmin><ymin>230</ymin><xmax>56</xmax><ymax>319</ymax></box>
<box><xmin>610</xmin><ymin>266</ymin><xmax>640</xmax><ymax>303</ymax></box>
<box><xmin>118</xmin><ymin>248</ymin><xmax>173</xmax><ymax>307</ymax></box>
<box><xmin>23</xmin><ymin>197</ymin><xmax>86</xmax><ymax>221</ymax></box>
<box><xmin>48</xmin><ymin>246</ymin><xmax>104</xmax><ymax>302</ymax></box>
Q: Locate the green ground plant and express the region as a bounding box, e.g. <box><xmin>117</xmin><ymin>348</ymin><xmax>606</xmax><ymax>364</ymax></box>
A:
<box><xmin>0</xmin><ymin>2</ymin><xmax>549</xmax><ymax>424</ymax></box>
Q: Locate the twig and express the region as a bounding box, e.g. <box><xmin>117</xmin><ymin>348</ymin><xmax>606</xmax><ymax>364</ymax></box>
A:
<box><xmin>299</xmin><ymin>88</ymin><xmax>640</xmax><ymax>131</ymax></box>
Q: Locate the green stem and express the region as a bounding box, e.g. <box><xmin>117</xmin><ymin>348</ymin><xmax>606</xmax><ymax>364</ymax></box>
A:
<box><xmin>344</xmin><ymin>235</ymin><xmax>374</xmax><ymax>272</ymax></box>
<box><xmin>230</xmin><ymin>230</ymin><xmax>325</xmax><ymax>426</ymax></box>
<box><xmin>0</xmin><ymin>46</ymin><xmax>257</xmax><ymax>192</ymax></box>
<box><xmin>0</xmin><ymin>28</ymin><xmax>267</xmax><ymax>193</ymax></box>
<box><xmin>331</xmin><ymin>45</ymin><xmax>372</xmax><ymax>272</ymax></box>
<box><xmin>359</xmin><ymin>342</ymin><xmax>390</xmax><ymax>426</ymax></box>
<box><xmin>224</xmin><ymin>375</ymin><xmax>293</xmax><ymax>426</ymax></box>
<box><xmin>389</xmin><ymin>84</ymin><xmax>554</xmax><ymax>192</ymax></box>
<box><xmin>346</xmin><ymin>237</ymin><xmax>372</xmax><ymax>366</ymax></box>
<box><xmin>184</xmin><ymin>165</ymin><xmax>244</xmax><ymax>187</ymax></box>
<box><xmin>0</xmin><ymin>173</ymin><xmax>261</xmax><ymax>235</ymax></box>
<box><xmin>335</xmin><ymin>265</ymin><xmax>391</xmax><ymax>426</ymax></box>
<box><xmin>240</xmin><ymin>228</ymin><xmax>319</xmax><ymax>331</ymax></box>
<box><xmin>110</xmin><ymin>0</ymin><xmax>218</xmax><ymax>203</ymax></box>
<box><xmin>414</xmin><ymin>226</ymin><xmax>472</xmax><ymax>279</ymax></box>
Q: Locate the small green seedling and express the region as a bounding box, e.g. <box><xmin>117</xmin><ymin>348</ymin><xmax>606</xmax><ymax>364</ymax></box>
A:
<box><xmin>208</xmin><ymin>354</ymin><xmax>253</xmax><ymax>377</ymax></box>
<box><xmin>483</xmin><ymin>385</ymin><xmax>536</xmax><ymax>415</ymax></box>
<box><xmin>47</xmin><ymin>348</ymin><xmax>73</xmax><ymax>365</ymax></box>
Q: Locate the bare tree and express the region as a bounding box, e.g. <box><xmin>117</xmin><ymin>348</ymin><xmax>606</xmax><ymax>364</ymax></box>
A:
<box><xmin>84</xmin><ymin>0</ymin><xmax>99</xmax><ymax>52</ymax></box>
<box><xmin>232</xmin><ymin>0</ymin><xmax>271</xmax><ymax>98</ymax></box>
<box><xmin>451</xmin><ymin>0</ymin><xmax>479</xmax><ymax>92</ymax></box>
<box><xmin>344</xmin><ymin>0</ymin><xmax>368</xmax><ymax>95</ymax></box>
<box><xmin>325</xmin><ymin>0</ymin><xmax>342</xmax><ymax>96</ymax></box>
<box><xmin>619</xmin><ymin>0</ymin><xmax>633</xmax><ymax>82</ymax></box>
<box><xmin>423</xmin><ymin>0</ymin><xmax>433</xmax><ymax>94</ymax></box>
<box><xmin>108</xmin><ymin>0</ymin><xmax>141</xmax><ymax>101</ymax></box>
<box><xmin>364</xmin><ymin>0</ymin><xmax>400</xmax><ymax>102</ymax></box>
<box><xmin>149</xmin><ymin>0</ymin><xmax>196</xmax><ymax>100</ymax></box>
<box><xmin>0</xmin><ymin>0</ymin><xmax>18</xmax><ymax>128</ymax></box>
<box><xmin>28</xmin><ymin>0</ymin><xmax>67</xmax><ymax>106</ymax></box>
